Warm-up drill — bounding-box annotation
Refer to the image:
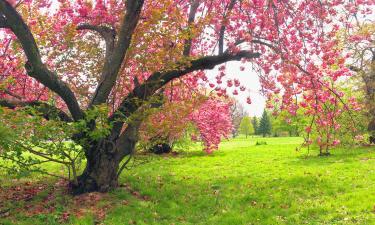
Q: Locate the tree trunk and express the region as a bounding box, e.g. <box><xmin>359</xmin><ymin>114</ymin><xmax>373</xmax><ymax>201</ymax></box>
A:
<box><xmin>365</xmin><ymin>57</ymin><xmax>375</xmax><ymax>141</ymax></box>
<box><xmin>71</xmin><ymin>142</ymin><xmax>121</xmax><ymax>195</ymax></box>
<box><xmin>71</xmin><ymin>119</ymin><xmax>141</xmax><ymax>195</ymax></box>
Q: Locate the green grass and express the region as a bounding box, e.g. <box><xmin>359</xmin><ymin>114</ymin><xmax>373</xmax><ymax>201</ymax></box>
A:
<box><xmin>1</xmin><ymin>136</ymin><xmax>375</xmax><ymax>224</ymax></box>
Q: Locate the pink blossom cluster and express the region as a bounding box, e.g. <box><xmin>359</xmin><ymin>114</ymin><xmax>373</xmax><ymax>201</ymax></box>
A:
<box><xmin>190</xmin><ymin>98</ymin><xmax>232</xmax><ymax>153</ymax></box>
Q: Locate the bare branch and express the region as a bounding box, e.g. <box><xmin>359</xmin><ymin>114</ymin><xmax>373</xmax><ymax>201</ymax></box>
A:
<box><xmin>0</xmin><ymin>0</ymin><xmax>83</xmax><ymax>121</ymax></box>
<box><xmin>117</xmin><ymin>152</ymin><xmax>133</xmax><ymax>177</ymax></box>
<box><xmin>89</xmin><ymin>0</ymin><xmax>145</xmax><ymax>107</ymax></box>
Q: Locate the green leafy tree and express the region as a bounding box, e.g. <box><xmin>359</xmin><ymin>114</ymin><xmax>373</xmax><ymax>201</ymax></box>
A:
<box><xmin>240</xmin><ymin>116</ymin><xmax>254</xmax><ymax>138</ymax></box>
<box><xmin>251</xmin><ymin>117</ymin><xmax>259</xmax><ymax>135</ymax></box>
<box><xmin>270</xmin><ymin>110</ymin><xmax>308</xmax><ymax>137</ymax></box>
<box><xmin>258</xmin><ymin>110</ymin><xmax>272</xmax><ymax>137</ymax></box>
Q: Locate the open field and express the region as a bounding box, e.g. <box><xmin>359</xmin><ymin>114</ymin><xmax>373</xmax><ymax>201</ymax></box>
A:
<box><xmin>0</xmin><ymin>137</ymin><xmax>374</xmax><ymax>224</ymax></box>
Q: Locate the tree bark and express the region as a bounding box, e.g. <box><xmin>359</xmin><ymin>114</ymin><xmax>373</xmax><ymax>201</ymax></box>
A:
<box><xmin>72</xmin><ymin>142</ymin><xmax>120</xmax><ymax>194</ymax></box>
<box><xmin>71</xmin><ymin>118</ymin><xmax>142</xmax><ymax>194</ymax></box>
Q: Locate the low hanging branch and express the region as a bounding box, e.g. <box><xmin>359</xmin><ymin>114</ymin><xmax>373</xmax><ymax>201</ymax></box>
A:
<box><xmin>0</xmin><ymin>99</ymin><xmax>73</xmax><ymax>122</ymax></box>
<box><xmin>109</xmin><ymin>50</ymin><xmax>261</xmax><ymax>137</ymax></box>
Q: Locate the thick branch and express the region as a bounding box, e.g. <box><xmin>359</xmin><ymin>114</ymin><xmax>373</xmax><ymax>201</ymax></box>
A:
<box><xmin>115</xmin><ymin>91</ymin><xmax>164</xmax><ymax>165</ymax></box>
<box><xmin>0</xmin><ymin>0</ymin><xmax>83</xmax><ymax>121</ymax></box>
<box><xmin>218</xmin><ymin>0</ymin><xmax>237</xmax><ymax>55</ymax></box>
<box><xmin>77</xmin><ymin>24</ymin><xmax>116</xmax><ymax>58</ymax></box>
<box><xmin>0</xmin><ymin>99</ymin><xmax>73</xmax><ymax>122</ymax></box>
<box><xmin>110</xmin><ymin>51</ymin><xmax>261</xmax><ymax>136</ymax></box>
<box><xmin>183</xmin><ymin>0</ymin><xmax>200</xmax><ymax>56</ymax></box>
<box><xmin>0</xmin><ymin>13</ymin><xmax>7</xmax><ymax>28</ymax></box>
<box><xmin>89</xmin><ymin>0</ymin><xmax>145</xmax><ymax>107</ymax></box>
<box><xmin>115</xmin><ymin>116</ymin><xmax>143</xmax><ymax>159</ymax></box>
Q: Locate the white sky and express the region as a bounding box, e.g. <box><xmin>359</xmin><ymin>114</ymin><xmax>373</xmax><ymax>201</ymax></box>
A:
<box><xmin>206</xmin><ymin>62</ymin><xmax>265</xmax><ymax>117</ymax></box>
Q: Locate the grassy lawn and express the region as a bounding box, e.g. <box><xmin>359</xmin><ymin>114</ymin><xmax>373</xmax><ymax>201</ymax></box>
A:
<box><xmin>0</xmin><ymin>136</ymin><xmax>374</xmax><ymax>224</ymax></box>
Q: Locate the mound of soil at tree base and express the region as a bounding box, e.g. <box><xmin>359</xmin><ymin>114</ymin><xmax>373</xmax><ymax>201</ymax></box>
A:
<box><xmin>149</xmin><ymin>143</ymin><xmax>172</xmax><ymax>154</ymax></box>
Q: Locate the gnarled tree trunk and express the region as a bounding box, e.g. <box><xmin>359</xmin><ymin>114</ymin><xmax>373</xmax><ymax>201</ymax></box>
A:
<box><xmin>72</xmin><ymin>142</ymin><xmax>121</xmax><ymax>194</ymax></box>
<box><xmin>71</xmin><ymin>120</ymin><xmax>141</xmax><ymax>194</ymax></box>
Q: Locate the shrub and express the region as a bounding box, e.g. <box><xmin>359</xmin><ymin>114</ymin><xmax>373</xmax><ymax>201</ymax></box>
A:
<box><xmin>255</xmin><ymin>141</ymin><xmax>267</xmax><ymax>146</ymax></box>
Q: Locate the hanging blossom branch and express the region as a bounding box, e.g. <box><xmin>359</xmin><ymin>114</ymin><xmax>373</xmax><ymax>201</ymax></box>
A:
<box><xmin>109</xmin><ymin>50</ymin><xmax>261</xmax><ymax>137</ymax></box>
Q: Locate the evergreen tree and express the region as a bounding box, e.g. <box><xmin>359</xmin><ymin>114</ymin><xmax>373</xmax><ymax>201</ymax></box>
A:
<box><xmin>251</xmin><ymin>117</ymin><xmax>259</xmax><ymax>135</ymax></box>
<box><xmin>258</xmin><ymin>110</ymin><xmax>272</xmax><ymax>137</ymax></box>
